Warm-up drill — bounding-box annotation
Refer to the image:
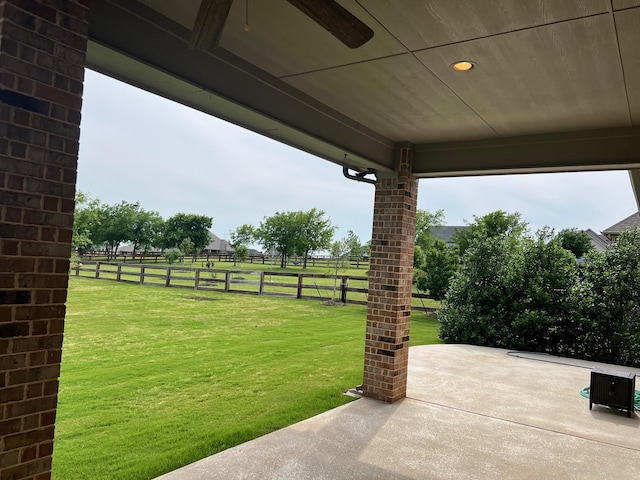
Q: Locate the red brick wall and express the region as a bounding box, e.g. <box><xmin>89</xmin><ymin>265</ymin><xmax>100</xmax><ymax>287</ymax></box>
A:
<box><xmin>0</xmin><ymin>1</ymin><xmax>89</xmax><ymax>478</ymax></box>
<box><xmin>363</xmin><ymin>146</ymin><xmax>418</xmax><ymax>402</ymax></box>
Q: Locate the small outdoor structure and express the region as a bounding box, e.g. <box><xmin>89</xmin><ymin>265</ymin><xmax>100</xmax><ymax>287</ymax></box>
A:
<box><xmin>3</xmin><ymin>1</ymin><xmax>640</xmax><ymax>478</ymax></box>
<box><xmin>590</xmin><ymin>368</ymin><xmax>637</xmax><ymax>418</ymax></box>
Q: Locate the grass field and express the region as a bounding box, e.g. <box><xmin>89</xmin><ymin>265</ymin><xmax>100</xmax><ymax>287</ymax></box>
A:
<box><xmin>53</xmin><ymin>277</ymin><xmax>442</xmax><ymax>480</ymax></box>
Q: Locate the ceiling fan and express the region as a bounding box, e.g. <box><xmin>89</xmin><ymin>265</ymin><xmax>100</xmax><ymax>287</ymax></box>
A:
<box><xmin>189</xmin><ymin>0</ymin><xmax>374</xmax><ymax>51</ymax></box>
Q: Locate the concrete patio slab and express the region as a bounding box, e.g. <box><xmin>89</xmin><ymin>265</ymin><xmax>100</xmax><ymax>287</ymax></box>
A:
<box><xmin>155</xmin><ymin>344</ymin><xmax>640</xmax><ymax>480</ymax></box>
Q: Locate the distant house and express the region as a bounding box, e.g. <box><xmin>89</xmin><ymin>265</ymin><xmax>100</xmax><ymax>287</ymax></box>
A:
<box><xmin>583</xmin><ymin>228</ymin><xmax>610</xmax><ymax>252</ymax></box>
<box><xmin>431</xmin><ymin>226</ymin><xmax>469</xmax><ymax>246</ymax></box>
<box><xmin>601</xmin><ymin>212</ymin><xmax>640</xmax><ymax>242</ymax></box>
<box><xmin>202</xmin><ymin>231</ymin><xmax>234</xmax><ymax>255</ymax></box>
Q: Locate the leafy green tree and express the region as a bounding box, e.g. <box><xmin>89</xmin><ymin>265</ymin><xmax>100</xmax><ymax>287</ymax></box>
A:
<box><xmin>160</xmin><ymin>213</ymin><xmax>213</xmax><ymax>254</ymax></box>
<box><xmin>255</xmin><ymin>211</ymin><xmax>300</xmax><ymax>268</ymax></box>
<box><xmin>294</xmin><ymin>208</ymin><xmax>336</xmax><ymax>269</ymax></box>
<box><xmin>415</xmin><ymin>239</ymin><xmax>459</xmax><ymax>301</ymax></box>
<box><xmin>344</xmin><ymin>230</ymin><xmax>364</xmax><ymax>268</ymax></box>
<box><xmin>557</xmin><ymin>228</ymin><xmax>593</xmax><ymax>258</ymax></box>
<box><xmin>510</xmin><ymin>228</ymin><xmax>580</xmax><ymax>353</ymax></box>
<box><xmin>230</xmin><ymin>224</ymin><xmax>255</xmax><ymax>266</ymax></box>
<box><xmin>91</xmin><ymin>201</ymin><xmax>141</xmax><ymax>260</ymax></box>
<box><xmin>439</xmin><ymin>212</ymin><xmax>577</xmax><ymax>353</ymax></box>
<box><xmin>130</xmin><ymin>208</ymin><xmax>164</xmax><ymax>253</ymax></box>
<box><xmin>415</xmin><ymin>208</ymin><xmax>445</xmax><ymax>252</ymax></box>
<box><xmin>439</xmin><ymin>233</ymin><xmax>521</xmax><ymax>347</ymax></box>
<box><xmin>72</xmin><ymin>190</ymin><xmax>98</xmax><ymax>254</ymax></box>
<box><xmin>578</xmin><ymin>229</ymin><xmax>640</xmax><ymax>366</ymax></box>
<box><xmin>179</xmin><ymin>237</ymin><xmax>195</xmax><ymax>259</ymax></box>
<box><xmin>454</xmin><ymin>210</ymin><xmax>527</xmax><ymax>256</ymax></box>
<box><xmin>412</xmin><ymin>209</ymin><xmax>459</xmax><ymax>299</ymax></box>
<box><xmin>256</xmin><ymin>210</ymin><xmax>335</xmax><ymax>268</ymax></box>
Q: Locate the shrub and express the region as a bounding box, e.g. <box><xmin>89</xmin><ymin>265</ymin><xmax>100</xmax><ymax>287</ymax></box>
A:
<box><xmin>577</xmin><ymin>229</ymin><xmax>640</xmax><ymax>367</ymax></box>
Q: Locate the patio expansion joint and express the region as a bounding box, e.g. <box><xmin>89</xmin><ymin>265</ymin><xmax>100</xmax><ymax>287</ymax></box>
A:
<box><xmin>404</xmin><ymin>395</ymin><xmax>640</xmax><ymax>453</ymax></box>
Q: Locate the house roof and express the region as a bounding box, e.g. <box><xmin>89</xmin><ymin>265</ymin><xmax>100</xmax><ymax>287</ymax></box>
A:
<box><xmin>431</xmin><ymin>226</ymin><xmax>469</xmax><ymax>244</ymax></box>
<box><xmin>583</xmin><ymin>228</ymin><xmax>610</xmax><ymax>252</ymax></box>
<box><xmin>205</xmin><ymin>231</ymin><xmax>234</xmax><ymax>253</ymax></box>
<box><xmin>601</xmin><ymin>212</ymin><xmax>640</xmax><ymax>235</ymax></box>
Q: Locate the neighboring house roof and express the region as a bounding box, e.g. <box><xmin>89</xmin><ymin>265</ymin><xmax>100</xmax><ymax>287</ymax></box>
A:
<box><xmin>431</xmin><ymin>226</ymin><xmax>469</xmax><ymax>245</ymax></box>
<box><xmin>117</xmin><ymin>244</ymin><xmax>161</xmax><ymax>253</ymax></box>
<box><xmin>602</xmin><ymin>212</ymin><xmax>640</xmax><ymax>237</ymax></box>
<box><xmin>204</xmin><ymin>231</ymin><xmax>234</xmax><ymax>253</ymax></box>
<box><xmin>583</xmin><ymin>228</ymin><xmax>610</xmax><ymax>252</ymax></box>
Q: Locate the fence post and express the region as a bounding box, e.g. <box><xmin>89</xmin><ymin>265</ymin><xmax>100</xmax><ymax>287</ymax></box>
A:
<box><xmin>259</xmin><ymin>271</ymin><xmax>265</xmax><ymax>295</ymax></box>
<box><xmin>140</xmin><ymin>266</ymin><xmax>145</xmax><ymax>284</ymax></box>
<box><xmin>297</xmin><ymin>273</ymin><xmax>303</xmax><ymax>299</ymax></box>
<box><xmin>194</xmin><ymin>269</ymin><xmax>200</xmax><ymax>290</ymax></box>
<box><xmin>95</xmin><ymin>262</ymin><xmax>100</xmax><ymax>279</ymax></box>
<box><xmin>165</xmin><ymin>267</ymin><xmax>171</xmax><ymax>287</ymax></box>
<box><xmin>75</xmin><ymin>264</ymin><xmax>80</xmax><ymax>276</ymax></box>
<box><xmin>341</xmin><ymin>276</ymin><xmax>348</xmax><ymax>303</ymax></box>
<box><xmin>116</xmin><ymin>264</ymin><xmax>122</xmax><ymax>282</ymax></box>
<box><xmin>224</xmin><ymin>271</ymin><xmax>231</xmax><ymax>292</ymax></box>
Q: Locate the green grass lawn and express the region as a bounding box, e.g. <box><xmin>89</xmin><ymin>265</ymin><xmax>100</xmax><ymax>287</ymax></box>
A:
<box><xmin>53</xmin><ymin>278</ymin><xmax>442</xmax><ymax>480</ymax></box>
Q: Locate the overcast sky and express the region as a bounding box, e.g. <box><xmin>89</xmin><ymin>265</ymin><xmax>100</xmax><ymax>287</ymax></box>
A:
<box><xmin>77</xmin><ymin>70</ymin><xmax>637</xmax><ymax>245</ymax></box>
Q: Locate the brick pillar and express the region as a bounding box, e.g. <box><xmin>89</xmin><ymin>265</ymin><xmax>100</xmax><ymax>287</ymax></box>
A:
<box><xmin>0</xmin><ymin>1</ymin><xmax>90</xmax><ymax>478</ymax></box>
<box><xmin>363</xmin><ymin>144</ymin><xmax>418</xmax><ymax>403</ymax></box>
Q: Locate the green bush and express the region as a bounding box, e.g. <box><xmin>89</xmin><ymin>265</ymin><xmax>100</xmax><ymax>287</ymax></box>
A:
<box><xmin>577</xmin><ymin>229</ymin><xmax>640</xmax><ymax>366</ymax></box>
<box><xmin>439</xmin><ymin>222</ymin><xmax>640</xmax><ymax>367</ymax></box>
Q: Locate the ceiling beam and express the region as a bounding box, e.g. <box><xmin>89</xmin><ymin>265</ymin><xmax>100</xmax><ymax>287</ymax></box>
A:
<box><xmin>189</xmin><ymin>0</ymin><xmax>234</xmax><ymax>51</ymax></box>
<box><xmin>413</xmin><ymin>127</ymin><xmax>640</xmax><ymax>177</ymax></box>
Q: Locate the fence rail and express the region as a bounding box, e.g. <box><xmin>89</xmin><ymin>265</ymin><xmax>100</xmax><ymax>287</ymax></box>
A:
<box><xmin>79</xmin><ymin>252</ymin><xmax>370</xmax><ymax>269</ymax></box>
<box><xmin>72</xmin><ymin>262</ymin><xmax>437</xmax><ymax>313</ymax></box>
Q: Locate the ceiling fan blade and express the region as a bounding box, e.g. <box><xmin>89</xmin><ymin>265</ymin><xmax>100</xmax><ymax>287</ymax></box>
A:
<box><xmin>189</xmin><ymin>0</ymin><xmax>234</xmax><ymax>51</ymax></box>
<box><xmin>286</xmin><ymin>0</ymin><xmax>374</xmax><ymax>49</ymax></box>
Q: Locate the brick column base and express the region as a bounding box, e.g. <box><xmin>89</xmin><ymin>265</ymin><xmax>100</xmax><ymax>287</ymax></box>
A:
<box><xmin>0</xmin><ymin>1</ymin><xmax>90</xmax><ymax>478</ymax></box>
<box><xmin>363</xmin><ymin>145</ymin><xmax>418</xmax><ymax>403</ymax></box>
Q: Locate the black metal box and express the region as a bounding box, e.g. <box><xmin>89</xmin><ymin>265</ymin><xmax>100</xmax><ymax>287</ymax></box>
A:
<box><xmin>590</xmin><ymin>367</ymin><xmax>636</xmax><ymax>418</ymax></box>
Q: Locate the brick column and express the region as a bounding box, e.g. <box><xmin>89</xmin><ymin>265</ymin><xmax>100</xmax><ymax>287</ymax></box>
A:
<box><xmin>363</xmin><ymin>144</ymin><xmax>418</xmax><ymax>403</ymax></box>
<box><xmin>0</xmin><ymin>1</ymin><xmax>89</xmax><ymax>478</ymax></box>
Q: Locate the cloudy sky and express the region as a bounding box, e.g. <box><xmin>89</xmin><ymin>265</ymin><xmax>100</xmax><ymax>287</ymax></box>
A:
<box><xmin>77</xmin><ymin>69</ymin><xmax>637</xmax><ymax>245</ymax></box>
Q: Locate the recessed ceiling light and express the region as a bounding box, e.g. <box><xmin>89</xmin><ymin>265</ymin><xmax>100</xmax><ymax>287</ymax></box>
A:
<box><xmin>452</xmin><ymin>61</ymin><xmax>475</xmax><ymax>72</ymax></box>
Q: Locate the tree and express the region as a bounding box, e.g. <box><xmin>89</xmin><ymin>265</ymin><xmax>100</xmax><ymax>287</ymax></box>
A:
<box><xmin>578</xmin><ymin>229</ymin><xmax>640</xmax><ymax>366</ymax></box>
<box><xmin>557</xmin><ymin>228</ymin><xmax>593</xmax><ymax>258</ymax></box>
<box><xmin>328</xmin><ymin>238</ymin><xmax>349</xmax><ymax>301</ymax></box>
<box><xmin>344</xmin><ymin>230</ymin><xmax>364</xmax><ymax>268</ymax></box>
<box><xmin>294</xmin><ymin>208</ymin><xmax>336</xmax><ymax>269</ymax></box>
<box><xmin>230</xmin><ymin>224</ymin><xmax>255</xmax><ymax>266</ymax></box>
<box><xmin>72</xmin><ymin>191</ymin><xmax>97</xmax><ymax>254</ymax></box>
<box><xmin>415</xmin><ymin>208</ymin><xmax>445</xmax><ymax>252</ymax></box>
<box><xmin>179</xmin><ymin>237</ymin><xmax>195</xmax><ymax>259</ymax></box>
<box><xmin>413</xmin><ymin>209</ymin><xmax>459</xmax><ymax>299</ymax></box>
<box><xmin>256</xmin><ymin>210</ymin><xmax>335</xmax><ymax>268</ymax></box>
<box><xmin>439</xmin><ymin>215</ymin><xmax>578</xmax><ymax>353</ymax></box>
<box><xmin>415</xmin><ymin>239</ymin><xmax>459</xmax><ymax>301</ymax></box>
<box><xmin>255</xmin><ymin>211</ymin><xmax>300</xmax><ymax>268</ymax></box>
<box><xmin>454</xmin><ymin>210</ymin><xmax>528</xmax><ymax>256</ymax></box>
<box><xmin>130</xmin><ymin>208</ymin><xmax>163</xmax><ymax>253</ymax></box>
<box><xmin>91</xmin><ymin>201</ymin><xmax>140</xmax><ymax>260</ymax></box>
<box><xmin>160</xmin><ymin>213</ymin><xmax>213</xmax><ymax>254</ymax></box>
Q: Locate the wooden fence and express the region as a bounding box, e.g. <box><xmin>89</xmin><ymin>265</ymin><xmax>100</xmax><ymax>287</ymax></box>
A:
<box><xmin>72</xmin><ymin>262</ymin><xmax>437</xmax><ymax>313</ymax></box>
<box><xmin>79</xmin><ymin>252</ymin><xmax>370</xmax><ymax>269</ymax></box>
